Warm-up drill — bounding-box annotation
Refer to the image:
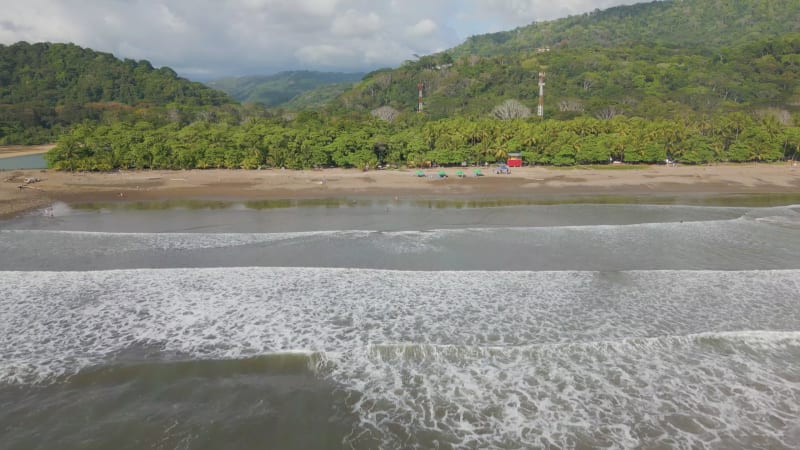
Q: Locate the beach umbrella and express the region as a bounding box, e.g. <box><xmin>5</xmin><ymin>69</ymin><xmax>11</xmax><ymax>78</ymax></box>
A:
<box><xmin>415</xmin><ymin>170</ymin><xmax>424</xmax><ymax>177</ymax></box>
<box><xmin>456</xmin><ymin>170</ymin><xmax>464</xmax><ymax>177</ymax></box>
<box><xmin>438</xmin><ymin>170</ymin><xmax>447</xmax><ymax>178</ymax></box>
<box><xmin>474</xmin><ymin>169</ymin><xmax>483</xmax><ymax>176</ymax></box>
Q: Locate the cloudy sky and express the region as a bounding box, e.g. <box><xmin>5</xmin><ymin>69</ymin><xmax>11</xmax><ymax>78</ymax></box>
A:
<box><xmin>0</xmin><ymin>0</ymin><xmax>648</xmax><ymax>79</ymax></box>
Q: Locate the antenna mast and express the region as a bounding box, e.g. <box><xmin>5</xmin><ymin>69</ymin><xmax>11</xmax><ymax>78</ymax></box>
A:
<box><xmin>417</xmin><ymin>82</ymin><xmax>424</xmax><ymax>113</ymax></box>
<box><xmin>537</xmin><ymin>72</ymin><xmax>545</xmax><ymax>119</ymax></box>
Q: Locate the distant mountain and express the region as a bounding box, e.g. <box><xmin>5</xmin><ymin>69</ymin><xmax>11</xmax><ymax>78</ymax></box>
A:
<box><xmin>207</xmin><ymin>71</ymin><xmax>364</xmax><ymax>108</ymax></box>
<box><xmin>0</xmin><ymin>41</ymin><xmax>233</xmax><ymax>144</ymax></box>
<box><xmin>332</xmin><ymin>0</ymin><xmax>800</xmax><ymax>120</ymax></box>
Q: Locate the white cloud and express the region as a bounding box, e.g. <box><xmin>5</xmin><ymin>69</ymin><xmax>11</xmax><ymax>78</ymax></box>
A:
<box><xmin>296</xmin><ymin>44</ymin><xmax>357</xmax><ymax>66</ymax></box>
<box><xmin>406</xmin><ymin>19</ymin><xmax>438</xmax><ymax>38</ymax></box>
<box><xmin>0</xmin><ymin>0</ymin><xmax>650</xmax><ymax>78</ymax></box>
<box><xmin>467</xmin><ymin>0</ymin><xmax>649</xmax><ymax>31</ymax></box>
<box><xmin>158</xmin><ymin>4</ymin><xmax>189</xmax><ymax>33</ymax></box>
<box><xmin>331</xmin><ymin>10</ymin><xmax>382</xmax><ymax>37</ymax></box>
<box><xmin>242</xmin><ymin>0</ymin><xmax>341</xmax><ymax>17</ymax></box>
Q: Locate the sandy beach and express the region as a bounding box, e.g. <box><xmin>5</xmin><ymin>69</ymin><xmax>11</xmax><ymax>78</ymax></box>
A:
<box><xmin>2</xmin><ymin>164</ymin><xmax>799</xmax><ymax>219</ymax></box>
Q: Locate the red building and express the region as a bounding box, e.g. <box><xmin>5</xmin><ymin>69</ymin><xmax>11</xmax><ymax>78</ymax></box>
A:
<box><xmin>507</xmin><ymin>153</ymin><xmax>523</xmax><ymax>167</ymax></box>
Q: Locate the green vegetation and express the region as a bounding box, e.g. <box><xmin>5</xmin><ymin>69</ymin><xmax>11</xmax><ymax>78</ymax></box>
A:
<box><xmin>7</xmin><ymin>0</ymin><xmax>800</xmax><ymax>170</ymax></box>
<box><xmin>451</xmin><ymin>0</ymin><xmax>800</xmax><ymax>57</ymax></box>
<box><xmin>281</xmin><ymin>82</ymin><xmax>364</xmax><ymax>110</ymax></box>
<box><xmin>207</xmin><ymin>71</ymin><xmax>363</xmax><ymax>108</ymax></box>
<box><xmin>332</xmin><ymin>0</ymin><xmax>800</xmax><ymax>119</ymax></box>
<box><xmin>0</xmin><ymin>41</ymin><xmax>233</xmax><ymax>144</ymax></box>
<box><xmin>45</xmin><ymin>111</ymin><xmax>799</xmax><ymax>171</ymax></box>
<box><xmin>334</xmin><ymin>32</ymin><xmax>800</xmax><ymax>120</ymax></box>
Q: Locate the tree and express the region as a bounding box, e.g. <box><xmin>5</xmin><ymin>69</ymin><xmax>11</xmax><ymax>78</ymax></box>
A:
<box><xmin>370</xmin><ymin>106</ymin><xmax>401</xmax><ymax>122</ymax></box>
<box><xmin>491</xmin><ymin>99</ymin><xmax>531</xmax><ymax>120</ymax></box>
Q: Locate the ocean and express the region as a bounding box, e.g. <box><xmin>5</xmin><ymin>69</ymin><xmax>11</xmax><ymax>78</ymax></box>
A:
<box><xmin>1</xmin><ymin>199</ymin><xmax>799</xmax><ymax>449</ymax></box>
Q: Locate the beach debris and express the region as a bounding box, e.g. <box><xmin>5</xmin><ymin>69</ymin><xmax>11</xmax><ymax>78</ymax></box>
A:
<box><xmin>5</xmin><ymin>173</ymin><xmax>42</xmax><ymax>184</ymax></box>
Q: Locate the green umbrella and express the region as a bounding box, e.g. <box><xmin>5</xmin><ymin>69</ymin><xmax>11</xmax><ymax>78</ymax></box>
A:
<box><xmin>415</xmin><ymin>170</ymin><xmax>424</xmax><ymax>177</ymax></box>
<box><xmin>474</xmin><ymin>169</ymin><xmax>483</xmax><ymax>176</ymax></box>
<box><xmin>438</xmin><ymin>170</ymin><xmax>447</xmax><ymax>177</ymax></box>
<box><xmin>456</xmin><ymin>170</ymin><xmax>464</xmax><ymax>177</ymax></box>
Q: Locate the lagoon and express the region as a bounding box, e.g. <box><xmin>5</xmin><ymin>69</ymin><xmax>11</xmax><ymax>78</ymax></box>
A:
<box><xmin>0</xmin><ymin>153</ymin><xmax>47</xmax><ymax>170</ymax></box>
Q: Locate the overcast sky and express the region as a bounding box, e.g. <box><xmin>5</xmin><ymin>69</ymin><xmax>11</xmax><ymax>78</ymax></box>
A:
<box><xmin>0</xmin><ymin>0</ymin><xmax>649</xmax><ymax>80</ymax></box>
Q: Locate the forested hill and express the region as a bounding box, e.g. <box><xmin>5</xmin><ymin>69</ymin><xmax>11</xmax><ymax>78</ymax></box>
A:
<box><xmin>0</xmin><ymin>41</ymin><xmax>233</xmax><ymax>144</ymax></box>
<box><xmin>207</xmin><ymin>71</ymin><xmax>363</xmax><ymax>108</ymax></box>
<box><xmin>333</xmin><ymin>0</ymin><xmax>800</xmax><ymax>121</ymax></box>
<box><xmin>451</xmin><ymin>0</ymin><xmax>800</xmax><ymax>57</ymax></box>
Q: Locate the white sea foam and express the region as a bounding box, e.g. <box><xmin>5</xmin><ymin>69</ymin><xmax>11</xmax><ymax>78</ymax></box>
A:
<box><xmin>0</xmin><ymin>215</ymin><xmax>775</xmax><ymax>258</ymax></box>
<box><xmin>1</xmin><ymin>268</ymin><xmax>798</xmax><ymax>381</ymax></box>
<box><xmin>0</xmin><ymin>229</ymin><xmax>359</xmax><ymax>251</ymax></box>
<box><xmin>1</xmin><ymin>268</ymin><xmax>799</xmax><ymax>448</ymax></box>
<box><xmin>342</xmin><ymin>333</ymin><xmax>800</xmax><ymax>449</ymax></box>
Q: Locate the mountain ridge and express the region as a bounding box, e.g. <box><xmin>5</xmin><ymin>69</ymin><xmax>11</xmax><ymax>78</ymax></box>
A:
<box><xmin>450</xmin><ymin>0</ymin><xmax>800</xmax><ymax>57</ymax></box>
<box><xmin>331</xmin><ymin>0</ymin><xmax>800</xmax><ymax>120</ymax></box>
<box><xmin>0</xmin><ymin>41</ymin><xmax>233</xmax><ymax>144</ymax></box>
<box><xmin>207</xmin><ymin>71</ymin><xmax>364</xmax><ymax>108</ymax></box>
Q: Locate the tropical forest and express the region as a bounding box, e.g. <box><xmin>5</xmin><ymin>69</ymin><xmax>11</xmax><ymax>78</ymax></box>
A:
<box><xmin>1</xmin><ymin>0</ymin><xmax>799</xmax><ymax>170</ymax></box>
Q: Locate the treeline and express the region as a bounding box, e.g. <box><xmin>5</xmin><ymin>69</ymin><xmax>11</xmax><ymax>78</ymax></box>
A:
<box><xmin>0</xmin><ymin>42</ymin><xmax>232</xmax><ymax>145</ymax></box>
<box><xmin>335</xmin><ymin>32</ymin><xmax>800</xmax><ymax>120</ymax></box>
<box><xmin>46</xmin><ymin>112</ymin><xmax>800</xmax><ymax>171</ymax></box>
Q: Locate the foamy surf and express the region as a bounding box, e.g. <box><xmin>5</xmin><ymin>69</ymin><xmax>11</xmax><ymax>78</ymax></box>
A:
<box><xmin>338</xmin><ymin>333</ymin><xmax>800</xmax><ymax>449</ymax></box>
<box><xmin>2</xmin><ymin>267</ymin><xmax>798</xmax><ymax>383</ymax></box>
<box><xmin>2</xmin><ymin>202</ymin><xmax>799</xmax><ymax>449</ymax></box>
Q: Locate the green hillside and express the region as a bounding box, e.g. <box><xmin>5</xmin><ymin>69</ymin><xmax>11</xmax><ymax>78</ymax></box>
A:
<box><xmin>335</xmin><ymin>33</ymin><xmax>800</xmax><ymax>120</ymax></box>
<box><xmin>19</xmin><ymin>0</ymin><xmax>800</xmax><ymax>171</ymax></box>
<box><xmin>333</xmin><ymin>0</ymin><xmax>800</xmax><ymax>120</ymax></box>
<box><xmin>207</xmin><ymin>71</ymin><xmax>363</xmax><ymax>108</ymax></box>
<box><xmin>281</xmin><ymin>82</ymin><xmax>364</xmax><ymax>110</ymax></box>
<box><xmin>451</xmin><ymin>0</ymin><xmax>800</xmax><ymax>57</ymax></box>
<box><xmin>0</xmin><ymin>41</ymin><xmax>233</xmax><ymax>144</ymax></box>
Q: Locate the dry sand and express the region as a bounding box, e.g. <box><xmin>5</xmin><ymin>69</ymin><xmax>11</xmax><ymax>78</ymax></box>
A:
<box><xmin>2</xmin><ymin>164</ymin><xmax>799</xmax><ymax>219</ymax></box>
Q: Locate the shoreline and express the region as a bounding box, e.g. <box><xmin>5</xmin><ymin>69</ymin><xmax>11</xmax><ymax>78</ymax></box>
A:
<box><xmin>0</xmin><ymin>144</ymin><xmax>54</xmax><ymax>159</ymax></box>
<box><xmin>2</xmin><ymin>164</ymin><xmax>799</xmax><ymax>219</ymax></box>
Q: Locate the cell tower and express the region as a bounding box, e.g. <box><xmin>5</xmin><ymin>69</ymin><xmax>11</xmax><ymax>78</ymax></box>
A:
<box><xmin>537</xmin><ymin>72</ymin><xmax>546</xmax><ymax>119</ymax></box>
<box><xmin>417</xmin><ymin>82</ymin><xmax>425</xmax><ymax>113</ymax></box>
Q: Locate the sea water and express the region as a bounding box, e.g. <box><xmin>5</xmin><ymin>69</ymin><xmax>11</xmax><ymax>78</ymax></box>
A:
<box><xmin>1</xmin><ymin>200</ymin><xmax>799</xmax><ymax>449</ymax></box>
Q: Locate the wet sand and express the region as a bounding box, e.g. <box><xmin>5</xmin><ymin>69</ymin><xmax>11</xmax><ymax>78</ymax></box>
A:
<box><xmin>0</xmin><ymin>145</ymin><xmax>54</xmax><ymax>159</ymax></box>
<box><xmin>2</xmin><ymin>164</ymin><xmax>799</xmax><ymax>219</ymax></box>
